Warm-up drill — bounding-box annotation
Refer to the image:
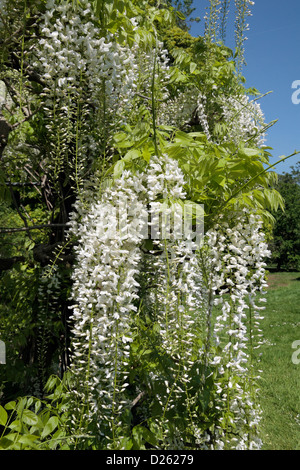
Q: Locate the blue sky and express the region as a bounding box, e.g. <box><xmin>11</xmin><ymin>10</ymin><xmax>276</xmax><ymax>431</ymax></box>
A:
<box><xmin>189</xmin><ymin>0</ymin><xmax>300</xmax><ymax>175</ymax></box>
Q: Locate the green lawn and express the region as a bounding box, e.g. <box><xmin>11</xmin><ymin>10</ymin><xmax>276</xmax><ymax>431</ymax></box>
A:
<box><xmin>255</xmin><ymin>271</ymin><xmax>300</xmax><ymax>450</ymax></box>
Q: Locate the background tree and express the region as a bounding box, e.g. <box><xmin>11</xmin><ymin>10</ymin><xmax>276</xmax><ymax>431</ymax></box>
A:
<box><xmin>269</xmin><ymin>164</ymin><xmax>300</xmax><ymax>271</ymax></box>
<box><xmin>167</xmin><ymin>0</ymin><xmax>200</xmax><ymax>30</ymax></box>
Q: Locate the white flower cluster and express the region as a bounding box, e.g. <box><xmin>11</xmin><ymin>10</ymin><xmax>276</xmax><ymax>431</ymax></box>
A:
<box><xmin>147</xmin><ymin>154</ymin><xmax>187</xmax><ymax>202</ymax></box>
<box><xmin>133</xmin><ymin>44</ymin><xmax>176</xmax><ymax>130</ymax></box>
<box><xmin>218</xmin><ymin>93</ymin><xmax>266</xmax><ymax>146</ymax></box>
<box><xmin>204</xmin><ymin>211</ymin><xmax>270</xmax><ymax>449</ymax></box>
<box><xmin>204</xmin><ymin>0</ymin><xmax>222</xmax><ymax>42</ymax></box>
<box><xmin>145</xmin><ymin>155</ymin><xmax>202</xmax><ymax>339</ymax></box>
<box><xmin>33</xmin><ymin>0</ymin><xmax>138</xmax><ymax>181</ymax></box>
<box><xmin>68</xmin><ymin>151</ymin><xmax>270</xmax><ymax>449</ymax></box>
<box><xmin>68</xmin><ymin>170</ymin><xmax>147</xmax><ymax>443</ymax></box>
<box><xmin>196</xmin><ymin>93</ymin><xmax>211</xmax><ymax>140</ymax></box>
<box><xmin>140</xmin><ymin>156</ymin><xmax>207</xmax><ymax>447</ymax></box>
<box><xmin>141</xmin><ymin>45</ymin><xmax>170</xmax><ymax>97</ymax></box>
<box><xmin>37</xmin><ymin>0</ymin><xmax>137</xmax><ymax>99</ymax></box>
<box><xmin>68</xmin><ymin>155</ymin><xmax>206</xmax><ymax>446</ymax></box>
<box><xmin>157</xmin><ymin>86</ymin><xmax>197</xmax><ymax>129</ymax></box>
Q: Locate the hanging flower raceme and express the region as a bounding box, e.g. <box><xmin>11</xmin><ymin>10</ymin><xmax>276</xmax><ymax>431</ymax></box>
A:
<box><xmin>33</xmin><ymin>0</ymin><xmax>138</xmax><ymax>186</ymax></box>
<box><xmin>217</xmin><ymin>93</ymin><xmax>266</xmax><ymax>146</ymax></box>
<box><xmin>235</xmin><ymin>0</ymin><xmax>255</xmax><ymax>72</ymax></box>
<box><xmin>67</xmin><ymin>171</ymin><xmax>148</xmax><ymax>447</ymax></box>
<box><xmin>137</xmin><ymin>155</ymin><xmax>208</xmax><ymax>448</ymax></box>
<box><xmin>67</xmin><ymin>155</ymin><xmax>207</xmax><ymax>448</ymax></box>
<box><xmin>0</xmin><ymin>0</ymin><xmax>276</xmax><ymax>452</ymax></box>
<box><xmin>196</xmin><ymin>93</ymin><xmax>211</xmax><ymax>140</ymax></box>
<box><xmin>204</xmin><ymin>210</ymin><xmax>270</xmax><ymax>449</ymax></box>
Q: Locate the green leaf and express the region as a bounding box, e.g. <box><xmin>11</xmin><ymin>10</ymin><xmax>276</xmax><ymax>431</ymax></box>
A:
<box><xmin>132</xmin><ymin>425</ymin><xmax>146</xmax><ymax>449</ymax></box>
<box><xmin>16</xmin><ymin>397</ymin><xmax>28</xmax><ymax>414</ymax></box>
<box><xmin>113</xmin><ymin>132</ymin><xmax>134</xmax><ymax>149</ymax></box>
<box><xmin>0</xmin><ymin>405</ymin><xmax>8</xmax><ymax>426</ymax></box>
<box><xmin>142</xmin><ymin>145</ymin><xmax>151</xmax><ymax>163</ymax></box>
<box><xmin>113</xmin><ymin>132</ymin><xmax>128</xmax><ymax>143</ymax></box>
<box><xmin>41</xmin><ymin>416</ymin><xmax>59</xmax><ymax>439</ymax></box>
<box><xmin>44</xmin><ymin>374</ymin><xmax>60</xmax><ymax>393</ymax></box>
<box><xmin>190</xmin><ymin>62</ymin><xmax>197</xmax><ymax>74</ymax></box>
<box><xmin>140</xmin><ymin>426</ymin><xmax>157</xmax><ymax>447</ymax></box>
<box><xmin>174</xmin><ymin>130</ymin><xmax>193</xmax><ymax>145</ymax></box>
<box><xmin>17</xmin><ymin>434</ymin><xmax>40</xmax><ymax>447</ymax></box>
<box><xmin>0</xmin><ymin>433</ymin><xmax>27</xmax><ymax>450</ymax></box>
<box><xmin>239</xmin><ymin>147</ymin><xmax>261</xmax><ymax>158</ymax></box>
<box><xmin>34</xmin><ymin>400</ymin><xmax>42</xmax><ymax>414</ymax></box>
<box><xmin>8</xmin><ymin>419</ymin><xmax>22</xmax><ymax>432</ymax></box>
<box><xmin>158</xmin><ymin>125</ymin><xmax>174</xmax><ymax>132</ymax></box>
<box><xmin>148</xmin><ymin>419</ymin><xmax>164</xmax><ymax>441</ymax></box>
<box><xmin>116</xmin><ymin>0</ymin><xmax>125</xmax><ymax>13</ymax></box>
<box><xmin>123</xmin><ymin>149</ymin><xmax>140</xmax><ymax>162</ymax></box>
<box><xmin>176</xmin><ymin>10</ymin><xmax>186</xmax><ymax>20</ymax></box>
<box><xmin>120</xmin><ymin>436</ymin><xmax>133</xmax><ymax>450</ymax></box>
<box><xmin>4</xmin><ymin>401</ymin><xmax>16</xmax><ymax>411</ymax></box>
<box><xmin>114</xmin><ymin>160</ymin><xmax>125</xmax><ymax>179</ymax></box>
<box><xmin>24</xmin><ymin>239</ymin><xmax>35</xmax><ymax>251</ymax></box>
<box><xmin>22</xmin><ymin>409</ymin><xmax>39</xmax><ymax>426</ymax></box>
<box><xmin>132</xmin><ymin>424</ymin><xmax>158</xmax><ymax>448</ymax></box>
<box><xmin>0</xmin><ymin>436</ymin><xmax>14</xmax><ymax>449</ymax></box>
<box><xmin>169</xmin><ymin>68</ymin><xmax>187</xmax><ymax>84</ymax></box>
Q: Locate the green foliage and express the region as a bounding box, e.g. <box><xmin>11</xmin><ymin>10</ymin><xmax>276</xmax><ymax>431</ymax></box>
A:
<box><xmin>125</xmin><ymin>314</ymin><xmax>227</xmax><ymax>450</ymax></box>
<box><xmin>0</xmin><ymin>373</ymin><xmax>75</xmax><ymax>450</ymax></box>
<box><xmin>166</xmin><ymin>0</ymin><xmax>198</xmax><ymax>30</ymax></box>
<box><xmin>163</xmin><ymin>131</ymin><xmax>281</xmax><ymax>224</ymax></box>
<box><xmin>93</xmin><ymin>0</ymin><xmax>176</xmax><ymax>47</ymax></box>
<box><xmin>161</xmin><ymin>25</ymin><xmax>199</xmax><ymax>54</ymax></box>
<box><xmin>111</xmin><ymin>124</ymin><xmax>285</xmax><ymax>232</ymax></box>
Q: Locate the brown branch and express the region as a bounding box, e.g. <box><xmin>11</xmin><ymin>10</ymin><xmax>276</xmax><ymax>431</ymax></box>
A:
<box><xmin>0</xmin><ymin>244</ymin><xmax>74</xmax><ymax>270</ymax></box>
<box><xmin>0</xmin><ymin>182</ymin><xmax>41</xmax><ymax>186</ymax></box>
<box><xmin>23</xmin><ymin>164</ymin><xmax>43</xmax><ymax>196</ymax></box>
<box><xmin>0</xmin><ymin>224</ymin><xmax>67</xmax><ymax>234</ymax></box>
<box><xmin>20</xmin><ymin>204</ymin><xmax>34</xmax><ymax>224</ymax></box>
<box><xmin>2</xmin><ymin>77</ymin><xmax>41</xmax><ymax>129</ymax></box>
<box><xmin>131</xmin><ymin>390</ymin><xmax>147</xmax><ymax>409</ymax></box>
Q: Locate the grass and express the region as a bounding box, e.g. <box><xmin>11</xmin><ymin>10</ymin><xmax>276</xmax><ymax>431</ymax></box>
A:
<box><xmin>255</xmin><ymin>271</ymin><xmax>300</xmax><ymax>450</ymax></box>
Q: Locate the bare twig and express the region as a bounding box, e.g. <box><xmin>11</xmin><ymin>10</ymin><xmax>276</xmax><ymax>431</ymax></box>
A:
<box><xmin>131</xmin><ymin>390</ymin><xmax>147</xmax><ymax>408</ymax></box>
